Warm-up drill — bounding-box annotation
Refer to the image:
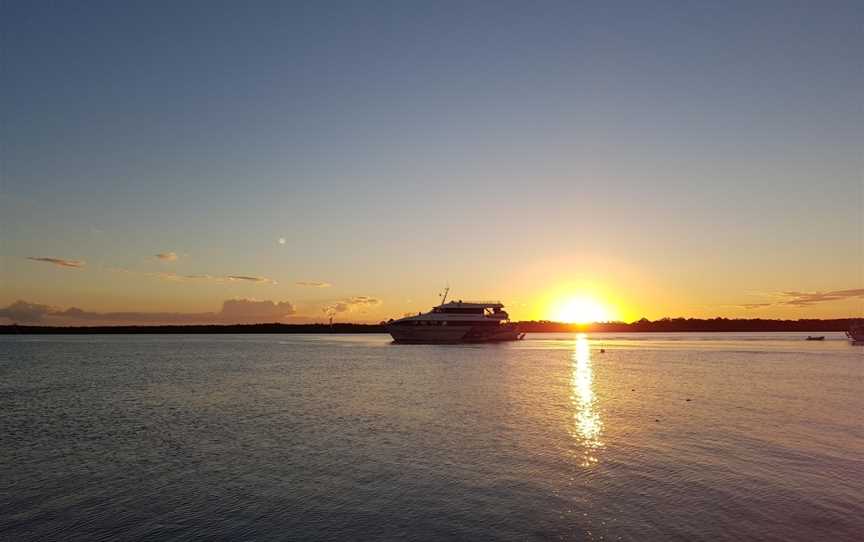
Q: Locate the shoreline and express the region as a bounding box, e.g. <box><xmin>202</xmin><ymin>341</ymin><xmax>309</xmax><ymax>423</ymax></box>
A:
<box><xmin>1</xmin><ymin>319</ymin><xmax>856</xmax><ymax>335</ymax></box>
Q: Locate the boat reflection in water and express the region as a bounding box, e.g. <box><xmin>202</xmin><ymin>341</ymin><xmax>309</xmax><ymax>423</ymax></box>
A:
<box><xmin>571</xmin><ymin>334</ymin><xmax>604</xmax><ymax>467</ymax></box>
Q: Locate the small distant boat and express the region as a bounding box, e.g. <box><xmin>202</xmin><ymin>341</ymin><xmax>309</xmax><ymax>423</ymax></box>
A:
<box><xmin>846</xmin><ymin>321</ymin><xmax>864</xmax><ymax>344</ymax></box>
<box><xmin>805</xmin><ymin>336</ymin><xmax>825</xmax><ymax>341</ymax></box>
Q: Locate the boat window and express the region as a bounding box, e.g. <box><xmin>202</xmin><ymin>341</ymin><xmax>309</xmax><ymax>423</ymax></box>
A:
<box><xmin>441</xmin><ymin>308</ymin><xmax>484</xmax><ymax>314</ymax></box>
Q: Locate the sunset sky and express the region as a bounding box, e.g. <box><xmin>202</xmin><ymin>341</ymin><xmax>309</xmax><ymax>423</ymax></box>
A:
<box><xmin>2</xmin><ymin>1</ymin><xmax>862</xmax><ymax>325</ymax></box>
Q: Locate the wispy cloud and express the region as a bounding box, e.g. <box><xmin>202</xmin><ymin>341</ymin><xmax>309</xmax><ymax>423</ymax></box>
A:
<box><xmin>108</xmin><ymin>268</ymin><xmax>277</xmax><ymax>285</ymax></box>
<box><xmin>161</xmin><ymin>273</ymin><xmax>276</xmax><ymax>285</ymax></box>
<box><xmin>0</xmin><ymin>298</ymin><xmax>296</xmax><ymax>325</ymax></box>
<box><xmin>153</xmin><ymin>272</ymin><xmax>200</xmax><ymax>282</ymax></box>
<box><xmin>738</xmin><ymin>289</ymin><xmax>864</xmax><ymax>310</ymax></box>
<box><xmin>322</xmin><ymin>296</ymin><xmax>381</xmax><ymax>316</ymax></box>
<box><xmin>738</xmin><ymin>303</ymin><xmax>774</xmax><ymax>310</ymax></box>
<box><xmin>155</xmin><ymin>252</ymin><xmax>178</xmax><ymax>261</ymax></box>
<box><xmin>227</xmin><ymin>275</ymin><xmax>277</xmax><ymax>284</ymax></box>
<box><xmin>778</xmin><ymin>289</ymin><xmax>864</xmax><ymax>307</ymax></box>
<box><xmin>27</xmin><ymin>257</ymin><xmax>85</xmax><ymax>269</ymax></box>
<box><xmin>296</xmin><ymin>281</ymin><xmax>332</xmax><ymax>288</ymax></box>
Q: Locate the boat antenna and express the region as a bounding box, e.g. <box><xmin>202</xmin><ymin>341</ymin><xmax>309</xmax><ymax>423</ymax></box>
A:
<box><xmin>439</xmin><ymin>285</ymin><xmax>450</xmax><ymax>305</ymax></box>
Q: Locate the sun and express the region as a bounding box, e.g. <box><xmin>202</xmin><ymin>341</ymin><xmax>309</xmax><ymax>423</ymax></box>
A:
<box><xmin>554</xmin><ymin>297</ymin><xmax>614</xmax><ymax>324</ymax></box>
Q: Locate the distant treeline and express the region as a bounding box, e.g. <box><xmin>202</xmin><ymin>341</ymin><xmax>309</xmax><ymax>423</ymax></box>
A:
<box><xmin>0</xmin><ymin>317</ymin><xmax>857</xmax><ymax>334</ymax></box>
<box><xmin>0</xmin><ymin>323</ymin><xmax>386</xmax><ymax>334</ymax></box>
<box><xmin>518</xmin><ymin>317</ymin><xmax>857</xmax><ymax>333</ymax></box>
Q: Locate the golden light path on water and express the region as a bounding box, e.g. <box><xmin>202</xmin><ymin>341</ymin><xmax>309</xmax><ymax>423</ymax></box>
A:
<box><xmin>571</xmin><ymin>334</ymin><xmax>604</xmax><ymax>466</ymax></box>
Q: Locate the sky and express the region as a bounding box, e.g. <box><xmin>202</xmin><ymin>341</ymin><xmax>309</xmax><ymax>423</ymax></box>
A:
<box><xmin>1</xmin><ymin>0</ymin><xmax>863</xmax><ymax>325</ymax></box>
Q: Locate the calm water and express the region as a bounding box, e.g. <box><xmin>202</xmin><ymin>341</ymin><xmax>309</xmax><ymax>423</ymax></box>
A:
<box><xmin>1</xmin><ymin>332</ymin><xmax>862</xmax><ymax>541</ymax></box>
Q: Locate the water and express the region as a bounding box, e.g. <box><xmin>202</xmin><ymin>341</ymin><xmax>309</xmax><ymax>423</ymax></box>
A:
<box><xmin>1</xmin><ymin>332</ymin><xmax>861</xmax><ymax>541</ymax></box>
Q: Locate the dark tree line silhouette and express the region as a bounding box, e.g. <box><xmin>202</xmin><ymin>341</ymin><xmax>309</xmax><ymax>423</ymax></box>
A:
<box><xmin>0</xmin><ymin>317</ymin><xmax>856</xmax><ymax>334</ymax></box>
<box><xmin>0</xmin><ymin>323</ymin><xmax>384</xmax><ymax>334</ymax></box>
<box><xmin>517</xmin><ymin>317</ymin><xmax>856</xmax><ymax>333</ymax></box>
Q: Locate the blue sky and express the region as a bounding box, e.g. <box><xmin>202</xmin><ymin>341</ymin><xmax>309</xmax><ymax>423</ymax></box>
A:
<box><xmin>2</xmin><ymin>1</ymin><xmax>862</xmax><ymax>323</ymax></box>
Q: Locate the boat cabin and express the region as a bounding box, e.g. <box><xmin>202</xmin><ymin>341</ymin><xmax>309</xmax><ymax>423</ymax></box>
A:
<box><xmin>432</xmin><ymin>300</ymin><xmax>506</xmax><ymax>317</ymax></box>
<box><xmin>389</xmin><ymin>300</ymin><xmax>510</xmax><ymax>327</ymax></box>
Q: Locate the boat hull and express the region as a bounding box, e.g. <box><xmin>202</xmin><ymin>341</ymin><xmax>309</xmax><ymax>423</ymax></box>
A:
<box><xmin>387</xmin><ymin>324</ymin><xmax>524</xmax><ymax>344</ymax></box>
<box><xmin>387</xmin><ymin>326</ymin><xmax>471</xmax><ymax>344</ymax></box>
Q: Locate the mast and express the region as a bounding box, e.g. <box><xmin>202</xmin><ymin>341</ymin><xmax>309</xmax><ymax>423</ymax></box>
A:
<box><xmin>439</xmin><ymin>286</ymin><xmax>450</xmax><ymax>305</ymax></box>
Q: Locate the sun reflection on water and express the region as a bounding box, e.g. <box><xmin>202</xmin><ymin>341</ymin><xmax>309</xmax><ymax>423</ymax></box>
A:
<box><xmin>571</xmin><ymin>334</ymin><xmax>604</xmax><ymax>466</ymax></box>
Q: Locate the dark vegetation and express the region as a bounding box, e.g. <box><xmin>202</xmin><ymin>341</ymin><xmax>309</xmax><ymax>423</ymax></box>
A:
<box><xmin>517</xmin><ymin>317</ymin><xmax>856</xmax><ymax>333</ymax></box>
<box><xmin>0</xmin><ymin>323</ymin><xmax>386</xmax><ymax>334</ymax></box>
<box><xmin>0</xmin><ymin>318</ymin><xmax>856</xmax><ymax>334</ymax></box>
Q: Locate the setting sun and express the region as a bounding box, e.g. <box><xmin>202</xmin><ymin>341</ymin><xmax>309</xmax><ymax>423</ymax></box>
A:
<box><xmin>554</xmin><ymin>297</ymin><xmax>615</xmax><ymax>324</ymax></box>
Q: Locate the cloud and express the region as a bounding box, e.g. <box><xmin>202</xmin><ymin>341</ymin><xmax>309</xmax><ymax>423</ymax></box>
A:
<box><xmin>219</xmin><ymin>298</ymin><xmax>296</xmax><ymax>320</ymax></box>
<box><xmin>27</xmin><ymin>257</ymin><xmax>85</xmax><ymax>269</ymax></box>
<box><xmin>119</xmin><ymin>271</ymin><xmax>215</xmax><ymax>283</ymax></box>
<box><xmin>739</xmin><ymin>289</ymin><xmax>864</xmax><ymax>310</ymax></box>
<box><xmin>155</xmin><ymin>252</ymin><xmax>178</xmax><ymax>261</ymax></box>
<box><xmin>177</xmin><ymin>273</ymin><xmax>217</xmax><ymax>281</ymax></box>
<box><xmin>322</xmin><ymin>296</ymin><xmax>382</xmax><ymax>315</ymax></box>
<box><xmin>777</xmin><ymin>289</ymin><xmax>864</xmax><ymax>307</ymax></box>
<box><xmin>0</xmin><ymin>298</ymin><xmax>296</xmax><ymax>325</ymax></box>
<box><xmin>155</xmin><ymin>272</ymin><xmax>192</xmax><ymax>282</ymax></box>
<box><xmin>0</xmin><ymin>300</ymin><xmax>55</xmax><ymax>322</ymax></box>
<box><xmin>154</xmin><ymin>273</ymin><xmax>277</xmax><ymax>285</ymax></box>
<box><xmin>296</xmin><ymin>281</ymin><xmax>332</xmax><ymax>288</ymax></box>
<box><xmin>109</xmin><ymin>268</ymin><xmax>277</xmax><ymax>285</ymax></box>
<box><xmin>739</xmin><ymin>303</ymin><xmax>773</xmax><ymax>310</ymax></box>
<box><xmin>227</xmin><ymin>275</ymin><xmax>277</xmax><ymax>285</ymax></box>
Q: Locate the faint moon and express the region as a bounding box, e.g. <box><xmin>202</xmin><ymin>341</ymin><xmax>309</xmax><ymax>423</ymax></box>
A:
<box><xmin>278</xmin><ymin>237</ymin><xmax>286</xmax><ymax>245</ymax></box>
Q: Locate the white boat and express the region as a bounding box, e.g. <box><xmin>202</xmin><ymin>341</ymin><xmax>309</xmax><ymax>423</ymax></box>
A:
<box><xmin>846</xmin><ymin>321</ymin><xmax>864</xmax><ymax>343</ymax></box>
<box><xmin>387</xmin><ymin>290</ymin><xmax>525</xmax><ymax>344</ymax></box>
